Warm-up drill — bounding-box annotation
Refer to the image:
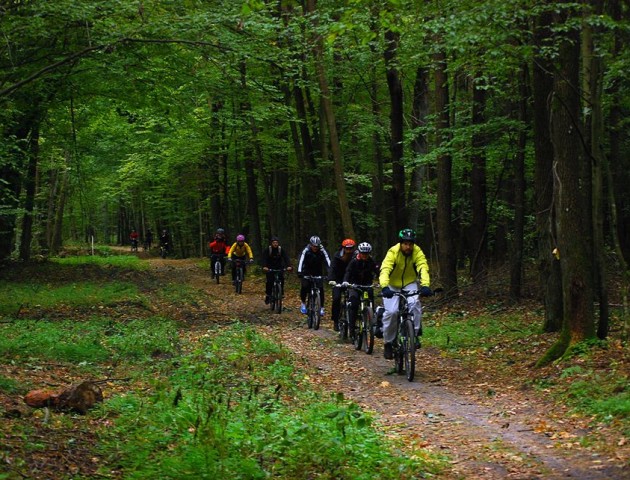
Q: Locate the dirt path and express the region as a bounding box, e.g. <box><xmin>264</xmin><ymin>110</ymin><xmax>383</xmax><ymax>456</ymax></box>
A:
<box><xmin>152</xmin><ymin>257</ymin><xmax>628</xmax><ymax>479</ymax></box>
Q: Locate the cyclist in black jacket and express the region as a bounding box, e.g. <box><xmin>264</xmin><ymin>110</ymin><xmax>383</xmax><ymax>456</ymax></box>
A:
<box><xmin>261</xmin><ymin>236</ymin><xmax>293</xmax><ymax>304</ymax></box>
<box><xmin>297</xmin><ymin>235</ymin><xmax>331</xmax><ymax>315</ymax></box>
<box><xmin>328</xmin><ymin>238</ymin><xmax>356</xmax><ymax>331</ymax></box>
<box><xmin>342</xmin><ymin>242</ymin><xmax>378</xmax><ymax>335</ymax></box>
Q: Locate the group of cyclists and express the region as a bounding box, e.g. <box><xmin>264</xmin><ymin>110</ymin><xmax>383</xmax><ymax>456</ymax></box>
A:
<box><xmin>206</xmin><ymin>227</ymin><xmax>433</xmax><ymax>361</ymax></box>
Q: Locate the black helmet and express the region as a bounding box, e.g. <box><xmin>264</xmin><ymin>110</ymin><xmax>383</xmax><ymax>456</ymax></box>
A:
<box><xmin>398</xmin><ymin>228</ymin><xmax>416</xmax><ymax>242</ymax></box>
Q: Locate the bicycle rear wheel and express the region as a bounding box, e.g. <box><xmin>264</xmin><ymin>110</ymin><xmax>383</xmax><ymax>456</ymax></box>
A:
<box><xmin>403</xmin><ymin>318</ymin><xmax>416</xmax><ymax>381</ymax></box>
<box><xmin>339</xmin><ymin>303</ymin><xmax>349</xmax><ymax>341</ymax></box>
<box><xmin>363</xmin><ymin>307</ymin><xmax>374</xmax><ymax>354</ymax></box>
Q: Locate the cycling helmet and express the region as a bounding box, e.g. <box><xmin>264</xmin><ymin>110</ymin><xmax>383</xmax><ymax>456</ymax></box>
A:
<box><xmin>398</xmin><ymin>228</ymin><xmax>416</xmax><ymax>242</ymax></box>
<box><xmin>236</xmin><ymin>234</ymin><xmax>245</xmax><ymax>242</ymax></box>
<box><xmin>357</xmin><ymin>242</ymin><xmax>372</xmax><ymax>253</ymax></box>
<box><xmin>216</xmin><ymin>228</ymin><xmax>225</xmax><ymax>234</ymax></box>
<box><xmin>341</xmin><ymin>238</ymin><xmax>356</xmax><ymax>248</ymax></box>
<box><xmin>309</xmin><ymin>235</ymin><xmax>321</xmax><ymax>246</ymax></box>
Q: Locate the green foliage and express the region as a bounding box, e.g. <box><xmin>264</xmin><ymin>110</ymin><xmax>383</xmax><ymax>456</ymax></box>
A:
<box><xmin>0</xmin><ymin>375</ymin><xmax>20</xmax><ymax>395</ymax></box>
<box><xmin>0</xmin><ymin>280</ymin><xmax>143</xmax><ymax>315</ymax></box>
<box><xmin>97</xmin><ymin>323</ymin><xmax>445</xmax><ymax>479</ymax></box>
<box><xmin>0</xmin><ymin>317</ymin><xmax>178</xmax><ymax>365</ymax></box>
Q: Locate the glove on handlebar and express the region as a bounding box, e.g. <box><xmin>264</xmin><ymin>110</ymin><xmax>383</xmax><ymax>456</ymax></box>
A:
<box><xmin>381</xmin><ymin>286</ymin><xmax>394</xmax><ymax>298</ymax></box>
<box><xmin>420</xmin><ymin>286</ymin><xmax>433</xmax><ymax>297</ymax></box>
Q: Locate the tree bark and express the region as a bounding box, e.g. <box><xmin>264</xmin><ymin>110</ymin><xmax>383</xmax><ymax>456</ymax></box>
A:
<box><xmin>434</xmin><ymin>47</ymin><xmax>458</xmax><ymax>295</ymax></box>
<box><xmin>538</xmin><ymin>4</ymin><xmax>595</xmax><ymax>366</ymax></box>
<box><xmin>306</xmin><ymin>0</ymin><xmax>355</xmax><ymax>240</ymax></box>
<box><xmin>384</xmin><ymin>29</ymin><xmax>406</xmax><ymax>232</ymax></box>
<box><xmin>533</xmin><ymin>7</ymin><xmax>563</xmax><ymax>332</ymax></box>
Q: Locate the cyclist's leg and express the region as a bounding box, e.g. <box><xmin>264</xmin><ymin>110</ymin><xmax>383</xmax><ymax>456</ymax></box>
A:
<box><xmin>381</xmin><ymin>294</ymin><xmax>400</xmax><ymax>344</ymax></box>
<box><xmin>317</xmin><ymin>279</ymin><xmax>325</xmax><ymax>314</ymax></box>
<box><xmin>404</xmin><ymin>283</ymin><xmax>422</xmax><ymax>336</ymax></box>
<box><xmin>331</xmin><ymin>286</ymin><xmax>341</xmax><ymax>328</ymax></box>
<box><xmin>347</xmin><ymin>290</ymin><xmax>359</xmax><ymax>333</ymax></box>
<box><xmin>265</xmin><ymin>272</ymin><xmax>273</xmax><ymax>303</ymax></box>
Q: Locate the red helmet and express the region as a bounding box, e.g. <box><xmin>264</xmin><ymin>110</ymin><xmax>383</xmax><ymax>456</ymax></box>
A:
<box><xmin>341</xmin><ymin>238</ymin><xmax>356</xmax><ymax>248</ymax></box>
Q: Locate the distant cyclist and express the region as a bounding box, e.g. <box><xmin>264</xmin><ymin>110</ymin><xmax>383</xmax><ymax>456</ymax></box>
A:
<box><xmin>208</xmin><ymin>228</ymin><xmax>230</xmax><ymax>277</ymax></box>
<box><xmin>129</xmin><ymin>229</ymin><xmax>139</xmax><ymax>251</ymax></box>
<box><xmin>228</xmin><ymin>234</ymin><xmax>254</xmax><ymax>284</ymax></box>
<box><xmin>261</xmin><ymin>236</ymin><xmax>292</xmax><ymax>304</ymax></box>
<box><xmin>297</xmin><ymin>235</ymin><xmax>331</xmax><ymax>316</ymax></box>
<box><xmin>329</xmin><ymin>238</ymin><xmax>356</xmax><ymax>331</ymax></box>
<box><xmin>379</xmin><ymin>228</ymin><xmax>431</xmax><ymax>359</ymax></box>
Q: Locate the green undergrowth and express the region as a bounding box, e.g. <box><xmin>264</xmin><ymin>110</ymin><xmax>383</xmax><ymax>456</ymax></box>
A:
<box><xmin>96</xmin><ymin>323</ymin><xmax>446</xmax><ymax>479</ymax></box>
<box><xmin>52</xmin><ymin>254</ymin><xmax>147</xmax><ymax>269</ymax></box>
<box><xmin>423</xmin><ymin>307</ymin><xmax>629</xmax><ymax>430</ymax></box>
<box><xmin>0</xmin><ymin>317</ymin><xmax>179</xmax><ymax>371</ymax></box>
<box><xmin>0</xmin><ymin>281</ymin><xmax>144</xmax><ymax>315</ymax></box>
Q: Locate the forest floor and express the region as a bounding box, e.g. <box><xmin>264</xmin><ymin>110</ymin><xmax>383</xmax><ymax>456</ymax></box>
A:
<box><xmin>1</xmin><ymin>253</ymin><xmax>629</xmax><ymax>479</ymax></box>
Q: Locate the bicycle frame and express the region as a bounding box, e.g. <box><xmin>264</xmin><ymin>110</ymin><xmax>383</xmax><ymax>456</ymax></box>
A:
<box><xmin>233</xmin><ymin>258</ymin><xmax>245</xmax><ymax>294</ymax></box>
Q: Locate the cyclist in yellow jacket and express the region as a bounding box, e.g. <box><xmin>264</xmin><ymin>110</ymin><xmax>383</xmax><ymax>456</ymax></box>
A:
<box><xmin>379</xmin><ymin>228</ymin><xmax>432</xmax><ymax>359</ymax></box>
<box><xmin>228</xmin><ymin>234</ymin><xmax>254</xmax><ymax>285</ymax></box>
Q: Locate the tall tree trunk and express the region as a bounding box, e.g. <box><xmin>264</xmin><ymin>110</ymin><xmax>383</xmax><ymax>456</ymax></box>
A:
<box><xmin>306</xmin><ymin>0</ymin><xmax>355</xmax><ymax>240</ymax></box>
<box><xmin>434</xmin><ymin>47</ymin><xmax>458</xmax><ymax>295</ymax></box>
<box><xmin>409</xmin><ymin>66</ymin><xmax>429</xmax><ymax>235</ymax></box>
<box><xmin>533</xmin><ymin>7</ymin><xmax>563</xmax><ymax>332</ymax></box>
<box><xmin>510</xmin><ymin>66</ymin><xmax>528</xmax><ymax>301</ymax></box>
<box><xmin>539</xmin><ymin>4</ymin><xmax>595</xmax><ymax>366</ymax></box>
<box><xmin>582</xmin><ymin>0</ymin><xmax>609</xmax><ymax>338</ymax></box>
<box><xmin>19</xmin><ymin>121</ymin><xmax>40</xmax><ymax>262</ymax></box>
<box><xmin>384</xmin><ymin>29</ymin><xmax>406</xmax><ymax>232</ymax></box>
<box><xmin>470</xmin><ymin>75</ymin><xmax>488</xmax><ymax>287</ymax></box>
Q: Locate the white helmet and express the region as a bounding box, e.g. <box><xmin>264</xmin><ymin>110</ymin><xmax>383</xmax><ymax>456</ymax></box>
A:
<box><xmin>357</xmin><ymin>242</ymin><xmax>372</xmax><ymax>253</ymax></box>
<box><xmin>309</xmin><ymin>235</ymin><xmax>321</xmax><ymax>246</ymax></box>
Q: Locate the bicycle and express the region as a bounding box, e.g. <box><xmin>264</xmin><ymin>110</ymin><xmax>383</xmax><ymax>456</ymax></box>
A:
<box><xmin>210</xmin><ymin>253</ymin><xmax>225</xmax><ymax>284</ymax></box>
<box><xmin>329</xmin><ymin>282</ymin><xmax>352</xmax><ymax>342</ymax></box>
<box><xmin>267</xmin><ymin>268</ymin><xmax>286</xmax><ymax>314</ymax></box>
<box><xmin>382</xmin><ymin>289</ymin><xmax>420</xmax><ymax>382</ymax></box>
<box><xmin>303</xmin><ymin>275</ymin><xmax>324</xmax><ymax>330</ymax></box>
<box><xmin>130</xmin><ymin>239</ymin><xmax>138</xmax><ymax>253</ymax></box>
<box><xmin>350</xmin><ymin>284</ymin><xmax>376</xmax><ymax>354</ymax></box>
<box><xmin>159</xmin><ymin>242</ymin><xmax>169</xmax><ymax>259</ymax></box>
<box><xmin>229</xmin><ymin>258</ymin><xmax>252</xmax><ymax>294</ymax></box>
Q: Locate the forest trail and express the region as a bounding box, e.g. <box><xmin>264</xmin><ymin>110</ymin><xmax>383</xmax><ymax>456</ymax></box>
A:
<box><xmin>150</xmin><ymin>256</ymin><xmax>628</xmax><ymax>480</ymax></box>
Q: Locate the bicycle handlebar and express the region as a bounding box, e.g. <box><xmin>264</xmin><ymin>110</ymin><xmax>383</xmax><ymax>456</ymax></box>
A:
<box><xmin>329</xmin><ymin>282</ymin><xmax>377</xmax><ymax>290</ymax></box>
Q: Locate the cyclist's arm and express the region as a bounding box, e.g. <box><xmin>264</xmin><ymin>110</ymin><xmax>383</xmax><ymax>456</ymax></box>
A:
<box><xmin>245</xmin><ymin>243</ymin><xmax>254</xmax><ymax>260</ymax></box>
<box><xmin>378</xmin><ymin>248</ymin><xmax>396</xmax><ymax>287</ymax></box>
<box><xmin>413</xmin><ymin>247</ymin><xmax>431</xmax><ymax>287</ymax></box>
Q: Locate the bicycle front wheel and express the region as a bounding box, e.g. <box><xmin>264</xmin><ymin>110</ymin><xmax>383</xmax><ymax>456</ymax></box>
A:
<box><xmin>312</xmin><ymin>290</ymin><xmax>322</xmax><ymax>330</ymax></box>
<box><xmin>235</xmin><ymin>268</ymin><xmax>243</xmax><ymax>294</ymax></box>
<box><xmin>214</xmin><ymin>261</ymin><xmax>221</xmax><ymax>284</ymax></box>
<box><xmin>402</xmin><ymin>318</ymin><xmax>416</xmax><ymax>381</ymax></box>
<box><xmin>274</xmin><ymin>282</ymin><xmax>282</xmax><ymax>314</ymax></box>
<box><xmin>363</xmin><ymin>307</ymin><xmax>374</xmax><ymax>354</ymax></box>
<box><xmin>307</xmin><ymin>292</ymin><xmax>314</xmax><ymax>329</ymax></box>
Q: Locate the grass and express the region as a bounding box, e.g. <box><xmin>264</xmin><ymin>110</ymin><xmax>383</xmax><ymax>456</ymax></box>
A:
<box><xmin>52</xmin><ymin>254</ymin><xmax>147</xmax><ymax>269</ymax></box>
<box><xmin>0</xmin><ymin>317</ymin><xmax>179</xmax><ymax>366</ymax></box>
<box><xmin>96</xmin><ymin>323</ymin><xmax>446</xmax><ymax>479</ymax></box>
<box><xmin>0</xmin><ymin>281</ymin><xmax>144</xmax><ymax>315</ymax></box>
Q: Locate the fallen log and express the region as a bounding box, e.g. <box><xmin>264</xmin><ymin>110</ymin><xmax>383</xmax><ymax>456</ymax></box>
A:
<box><xmin>24</xmin><ymin>381</ymin><xmax>103</xmax><ymax>414</ymax></box>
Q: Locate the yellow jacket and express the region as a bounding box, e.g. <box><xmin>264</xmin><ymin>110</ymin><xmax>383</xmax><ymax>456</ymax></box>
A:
<box><xmin>379</xmin><ymin>243</ymin><xmax>430</xmax><ymax>288</ymax></box>
<box><xmin>229</xmin><ymin>242</ymin><xmax>254</xmax><ymax>260</ymax></box>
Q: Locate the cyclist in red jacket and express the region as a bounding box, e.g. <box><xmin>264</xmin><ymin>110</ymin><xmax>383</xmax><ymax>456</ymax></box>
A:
<box><xmin>208</xmin><ymin>228</ymin><xmax>230</xmax><ymax>277</ymax></box>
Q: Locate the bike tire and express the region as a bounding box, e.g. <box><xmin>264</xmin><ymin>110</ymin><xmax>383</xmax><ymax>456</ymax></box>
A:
<box><xmin>363</xmin><ymin>307</ymin><xmax>374</xmax><ymax>354</ymax></box>
<box><xmin>307</xmin><ymin>292</ymin><xmax>314</xmax><ymax>329</ymax></box>
<box><xmin>313</xmin><ymin>290</ymin><xmax>321</xmax><ymax>330</ymax></box>
<box><xmin>235</xmin><ymin>268</ymin><xmax>243</xmax><ymax>294</ymax></box>
<box><xmin>274</xmin><ymin>282</ymin><xmax>282</xmax><ymax>314</ymax></box>
<box><xmin>354</xmin><ymin>318</ymin><xmax>363</xmax><ymax>350</ymax></box>
<box><xmin>403</xmin><ymin>318</ymin><xmax>416</xmax><ymax>382</ymax></box>
<box><xmin>214</xmin><ymin>261</ymin><xmax>221</xmax><ymax>284</ymax></box>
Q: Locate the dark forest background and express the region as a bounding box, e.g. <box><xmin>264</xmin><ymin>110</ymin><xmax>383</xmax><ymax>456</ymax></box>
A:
<box><xmin>1</xmin><ymin>0</ymin><xmax>629</xmax><ymax>362</ymax></box>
